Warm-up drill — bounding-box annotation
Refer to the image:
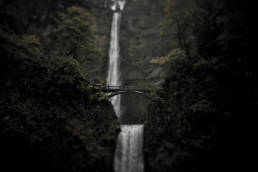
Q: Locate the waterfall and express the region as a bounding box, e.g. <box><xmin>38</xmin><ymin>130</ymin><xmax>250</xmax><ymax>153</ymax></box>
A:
<box><xmin>114</xmin><ymin>125</ymin><xmax>144</xmax><ymax>172</ymax></box>
<box><xmin>106</xmin><ymin>1</ymin><xmax>144</xmax><ymax>172</ymax></box>
<box><xmin>107</xmin><ymin>0</ymin><xmax>125</xmax><ymax>118</ymax></box>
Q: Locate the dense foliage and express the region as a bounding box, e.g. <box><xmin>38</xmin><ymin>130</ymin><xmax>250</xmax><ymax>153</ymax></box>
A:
<box><xmin>1</xmin><ymin>0</ymin><xmax>256</xmax><ymax>171</ymax></box>
<box><xmin>0</xmin><ymin>1</ymin><xmax>118</xmax><ymax>171</ymax></box>
<box><xmin>145</xmin><ymin>0</ymin><xmax>257</xmax><ymax>171</ymax></box>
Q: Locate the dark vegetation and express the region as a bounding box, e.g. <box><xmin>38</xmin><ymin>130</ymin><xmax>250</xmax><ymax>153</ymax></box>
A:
<box><xmin>0</xmin><ymin>0</ymin><xmax>118</xmax><ymax>171</ymax></box>
<box><xmin>1</xmin><ymin>0</ymin><xmax>256</xmax><ymax>171</ymax></box>
<box><xmin>145</xmin><ymin>0</ymin><xmax>257</xmax><ymax>171</ymax></box>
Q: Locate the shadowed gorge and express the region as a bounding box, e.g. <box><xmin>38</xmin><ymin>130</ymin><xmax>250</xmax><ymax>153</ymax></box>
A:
<box><xmin>0</xmin><ymin>0</ymin><xmax>256</xmax><ymax>172</ymax></box>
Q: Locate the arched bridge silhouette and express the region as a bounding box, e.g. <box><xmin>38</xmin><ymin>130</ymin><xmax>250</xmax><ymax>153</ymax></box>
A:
<box><xmin>103</xmin><ymin>86</ymin><xmax>153</xmax><ymax>99</ymax></box>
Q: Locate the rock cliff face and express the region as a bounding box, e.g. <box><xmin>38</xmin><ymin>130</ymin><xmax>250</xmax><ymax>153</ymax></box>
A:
<box><xmin>121</xmin><ymin>0</ymin><xmax>167</xmax><ymax>86</ymax></box>
<box><xmin>117</xmin><ymin>0</ymin><xmax>168</xmax><ymax>122</ymax></box>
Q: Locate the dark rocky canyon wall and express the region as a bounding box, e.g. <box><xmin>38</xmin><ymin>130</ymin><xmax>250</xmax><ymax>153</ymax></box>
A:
<box><xmin>121</xmin><ymin>0</ymin><xmax>167</xmax><ymax>86</ymax></box>
<box><xmin>121</xmin><ymin>0</ymin><xmax>168</xmax><ymax>123</ymax></box>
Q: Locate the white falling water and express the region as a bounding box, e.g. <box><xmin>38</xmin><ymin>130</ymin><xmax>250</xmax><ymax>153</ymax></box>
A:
<box><xmin>107</xmin><ymin>0</ymin><xmax>125</xmax><ymax>118</ymax></box>
<box><xmin>106</xmin><ymin>1</ymin><xmax>144</xmax><ymax>172</ymax></box>
<box><xmin>114</xmin><ymin>125</ymin><xmax>144</xmax><ymax>172</ymax></box>
<box><xmin>110</xmin><ymin>0</ymin><xmax>126</xmax><ymax>11</ymax></box>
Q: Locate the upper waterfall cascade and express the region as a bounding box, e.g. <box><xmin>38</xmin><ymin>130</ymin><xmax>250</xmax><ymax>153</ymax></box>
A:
<box><xmin>106</xmin><ymin>0</ymin><xmax>126</xmax><ymax>118</ymax></box>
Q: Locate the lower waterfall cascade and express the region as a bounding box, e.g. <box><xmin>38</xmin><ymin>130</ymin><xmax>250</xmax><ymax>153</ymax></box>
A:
<box><xmin>114</xmin><ymin>125</ymin><xmax>144</xmax><ymax>172</ymax></box>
